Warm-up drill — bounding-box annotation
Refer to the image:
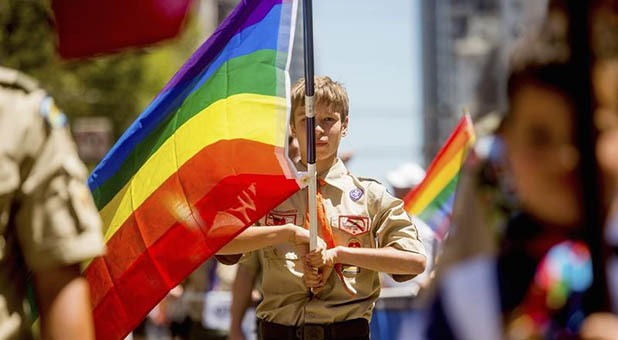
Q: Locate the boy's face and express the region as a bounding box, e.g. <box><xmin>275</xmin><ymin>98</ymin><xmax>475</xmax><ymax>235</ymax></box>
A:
<box><xmin>505</xmin><ymin>84</ymin><xmax>582</xmax><ymax>227</ymax></box>
<box><xmin>290</xmin><ymin>102</ymin><xmax>348</xmax><ymax>168</ymax></box>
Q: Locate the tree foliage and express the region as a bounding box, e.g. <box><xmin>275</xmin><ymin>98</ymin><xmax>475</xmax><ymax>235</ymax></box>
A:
<box><xmin>0</xmin><ymin>0</ymin><xmax>203</xmax><ymax>139</ymax></box>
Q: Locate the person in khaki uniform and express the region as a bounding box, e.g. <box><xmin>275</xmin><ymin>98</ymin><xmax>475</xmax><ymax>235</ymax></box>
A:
<box><xmin>221</xmin><ymin>76</ymin><xmax>426</xmax><ymax>340</ymax></box>
<box><xmin>0</xmin><ymin>66</ymin><xmax>105</xmax><ymax>340</ymax></box>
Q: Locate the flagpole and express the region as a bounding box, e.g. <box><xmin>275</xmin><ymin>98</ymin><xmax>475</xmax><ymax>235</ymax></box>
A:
<box><xmin>566</xmin><ymin>0</ymin><xmax>609</xmax><ymax>312</ymax></box>
<box><xmin>303</xmin><ymin>0</ymin><xmax>318</xmax><ymax>251</ymax></box>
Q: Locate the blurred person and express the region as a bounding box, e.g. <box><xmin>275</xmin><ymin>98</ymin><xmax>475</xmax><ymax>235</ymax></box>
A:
<box><xmin>0</xmin><ymin>66</ymin><xmax>105</xmax><ymax>340</ymax></box>
<box><xmin>134</xmin><ymin>258</ymin><xmax>232</xmax><ymax>340</ymax></box>
<box><xmin>386</xmin><ymin>162</ymin><xmax>427</xmax><ymax>200</ymax></box>
<box><xmin>424</xmin><ymin>3</ymin><xmax>618</xmax><ymax>339</ymax></box>
<box><xmin>586</xmin><ymin>1</ymin><xmax>618</xmax><ymax>336</ymax></box>
<box><xmin>228</xmin><ymin>252</ymin><xmax>261</xmax><ymax>340</ymax></box>
<box><xmin>384</xmin><ymin>162</ymin><xmax>437</xmax><ymax>294</ymax></box>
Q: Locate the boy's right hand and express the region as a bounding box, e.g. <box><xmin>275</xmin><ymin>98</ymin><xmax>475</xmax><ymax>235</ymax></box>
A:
<box><xmin>288</xmin><ymin>225</ymin><xmax>311</xmax><ymax>245</ymax></box>
<box><xmin>287</xmin><ymin>225</ymin><xmax>327</xmax><ymax>249</ymax></box>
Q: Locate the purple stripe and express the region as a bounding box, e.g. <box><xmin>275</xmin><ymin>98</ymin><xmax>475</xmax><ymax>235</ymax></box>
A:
<box><xmin>158</xmin><ymin>0</ymin><xmax>283</xmax><ymax>96</ymax></box>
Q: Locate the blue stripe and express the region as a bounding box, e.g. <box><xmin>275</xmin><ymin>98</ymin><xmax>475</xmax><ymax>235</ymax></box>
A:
<box><xmin>425</xmin><ymin>194</ymin><xmax>455</xmax><ymax>233</ymax></box>
<box><xmin>88</xmin><ymin>4</ymin><xmax>284</xmax><ymax>192</ymax></box>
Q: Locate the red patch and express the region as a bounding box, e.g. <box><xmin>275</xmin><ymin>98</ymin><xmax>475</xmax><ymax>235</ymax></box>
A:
<box><xmin>265</xmin><ymin>211</ymin><xmax>297</xmax><ymax>226</ymax></box>
<box><xmin>338</xmin><ymin>216</ymin><xmax>370</xmax><ymax>236</ymax></box>
<box><xmin>347</xmin><ymin>238</ymin><xmax>362</xmax><ymax>248</ymax></box>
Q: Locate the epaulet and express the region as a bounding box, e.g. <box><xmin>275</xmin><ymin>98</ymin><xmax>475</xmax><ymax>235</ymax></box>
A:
<box><xmin>39</xmin><ymin>96</ymin><xmax>68</xmax><ymax>129</ymax></box>
<box><xmin>356</xmin><ymin>176</ymin><xmax>382</xmax><ymax>185</ymax></box>
<box><xmin>0</xmin><ymin>66</ymin><xmax>39</xmax><ymax>93</ymax></box>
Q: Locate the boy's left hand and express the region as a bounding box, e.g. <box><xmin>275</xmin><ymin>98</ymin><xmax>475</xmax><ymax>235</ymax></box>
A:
<box><xmin>303</xmin><ymin>248</ymin><xmax>338</xmax><ymax>293</ymax></box>
<box><xmin>305</xmin><ymin>247</ymin><xmax>337</xmax><ymax>268</ymax></box>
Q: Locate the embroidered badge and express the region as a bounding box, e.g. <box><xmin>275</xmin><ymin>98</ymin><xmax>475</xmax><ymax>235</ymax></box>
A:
<box><xmin>342</xmin><ymin>264</ymin><xmax>360</xmax><ymax>275</ymax></box>
<box><xmin>40</xmin><ymin>96</ymin><xmax>67</xmax><ymax>128</ymax></box>
<box><xmin>347</xmin><ymin>238</ymin><xmax>362</xmax><ymax>248</ymax></box>
<box><xmin>265</xmin><ymin>211</ymin><xmax>297</xmax><ymax>226</ymax></box>
<box><xmin>338</xmin><ymin>215</ymin><xmax>370</xmax><ymax>236</ymax></box>
<box><xmin>349</xmin><ymin>188</ymin><xmax>363</xmax><ymax>201</ymax></box>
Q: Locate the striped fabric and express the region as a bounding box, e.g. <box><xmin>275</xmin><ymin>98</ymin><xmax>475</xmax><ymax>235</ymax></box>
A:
<box><xmin>403</xmin><ymin>115</ymin><xmax>475</xmax><ymax>240</ymax></box>
<box><xmin>84</xmin><ymin>1</ymin><xmax>300</xmax><ymax>339</ymax></box>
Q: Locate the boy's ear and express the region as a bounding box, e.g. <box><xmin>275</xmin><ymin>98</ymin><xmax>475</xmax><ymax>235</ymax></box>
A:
<box><xmin>342</xmin><ymin>115</ymin><xmax>349</xmax><ymax>136</ymax></box>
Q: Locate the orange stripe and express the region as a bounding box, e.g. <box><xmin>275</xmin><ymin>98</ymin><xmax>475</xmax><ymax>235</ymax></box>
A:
<box><xmin>88</xmin><ymin>172</ymin><xmax>300</xmax><ymax>340</ymax></box>
<box><xmin>85</xmin><ymin>139</ymin><xmax>299</xmax><ymax>307</ymax></box>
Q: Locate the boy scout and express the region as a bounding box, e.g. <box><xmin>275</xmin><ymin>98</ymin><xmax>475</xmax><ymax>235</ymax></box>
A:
<box><xmin>0</xmin><ymin>66</ymin><xmax>105</xmax><ymax>340</ymax></box>
<box><xmin>223</xmin><ymin>76</ymin><xmax>426</xmax><ymax>340</ymax></box>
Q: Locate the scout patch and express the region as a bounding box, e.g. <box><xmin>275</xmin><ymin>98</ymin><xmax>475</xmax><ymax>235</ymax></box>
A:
<box><xmin>342</xmin><ymin>264</ymin><xmax>360</xmax><ymax>275</ymax></box>
<box><xmin>349</xmin><ymin>188</ymin><xmax>363</xmax><ymax>201</ymax></box>
<box><xmin>347</xmin><ymin>238</ymin><xmax>362</xmax><ymax>248</ymax></box>
<box><xmin>338</xmin><ymin>215</ymin><xmax>370</xmax><ymax>236</ymax></box>
<box><xmin>40</xmin><ymin>96</ymin><xmax>67</xmax><ymax>128</ymax></box>
<box><xmin>342</xmin><ymin>238</ymin><xmax>362</xmax><ymax>274</ymax></box>
<box><xmin>265</xmin><ymin>211</ymin><xmax>297</xmax><ymax>226</ymax></box>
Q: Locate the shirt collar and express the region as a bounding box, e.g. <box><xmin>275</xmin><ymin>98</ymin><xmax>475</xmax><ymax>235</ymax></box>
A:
<box><xmin>296</xmin><ymin>158</ymin><xmax>348</xmax><ymax>189</ymax></box>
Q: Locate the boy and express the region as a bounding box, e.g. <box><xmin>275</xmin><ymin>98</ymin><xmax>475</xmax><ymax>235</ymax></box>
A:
<box><xmin>222</xmin><ymin>76</ymin><xmax>426</xmax><ymax>340</ymax></box>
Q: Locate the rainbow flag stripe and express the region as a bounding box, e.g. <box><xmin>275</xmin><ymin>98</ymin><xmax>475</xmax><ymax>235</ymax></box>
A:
<box><xmin>403</xmin><ymin>115</ymin><xmax>475</xmax><ymax>239</ymax></box>
<box><xmin>85</xmin><ymin>1</ymin><xmax>300</xmax><ymax>339</ymax></box>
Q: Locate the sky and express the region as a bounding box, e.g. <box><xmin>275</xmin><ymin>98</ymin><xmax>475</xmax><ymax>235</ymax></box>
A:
<box><xmin>311</xmin><ymin>0</ymin><xmax>424</xmax><ymax>185</ymax></box>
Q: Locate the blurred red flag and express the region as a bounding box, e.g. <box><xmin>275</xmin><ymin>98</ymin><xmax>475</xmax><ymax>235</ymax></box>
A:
<box><xmin>52</xmin><ymin>0</ymin><xmax>192</xmax><ymax>59</ymax></box>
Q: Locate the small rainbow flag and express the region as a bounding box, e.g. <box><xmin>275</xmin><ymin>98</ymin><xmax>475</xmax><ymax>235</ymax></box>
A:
<box><xmin>84</xmin><ymin>1</ymin><xmax>301</xmax><ymax>339</ymax></box>
<box><xmin>403</xmin><ymin>114</ymin><xmax>475</xmax><ymax>240</ymax></box>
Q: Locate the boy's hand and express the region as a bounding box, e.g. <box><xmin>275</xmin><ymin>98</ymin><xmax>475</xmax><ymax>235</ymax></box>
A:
<box><xmin>303</xmin><ymin>247</ymin><xmax>338</xmax><ymax>293</ymax></box>
<box><xmin>305</xmin><ymin>247</ymin><xmax>337</xmax><ymax>268</ymax></box>
<box><xmin>303</xmin><ymin>264</ymin><xmax>323</xmax><ymax>288</ymax></box>
<box><xmin>288</xmin><ymin>225</ymin><xmax>328</xmax><ymax>248</ymax></box>
<box><xmin>288</xmin><ymin>225</ymin><xmax>311</xmax><ymax>245</ymax></box>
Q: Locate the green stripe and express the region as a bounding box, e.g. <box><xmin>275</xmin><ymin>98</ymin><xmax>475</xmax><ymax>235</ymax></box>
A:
<box><xmin>418</xmin><ymin>174</ymin><xmax>459</xmax><ymax>221</ymax></box>
<box><xmin>92</xmin><ymin>49</ymin><xmax>283</xmax><ymax>210</ymax></box>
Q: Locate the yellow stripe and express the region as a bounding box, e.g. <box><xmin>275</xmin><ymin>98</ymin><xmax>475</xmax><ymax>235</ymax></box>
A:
<box><xmin>99</xmin><ymin>93</ymin><xmax>287</xmax><ymax>242</ymax></box>
<box><xmin>409</xmin><ymin>148</ymin><xmax>466</xmax><ymax>215</ymax></box>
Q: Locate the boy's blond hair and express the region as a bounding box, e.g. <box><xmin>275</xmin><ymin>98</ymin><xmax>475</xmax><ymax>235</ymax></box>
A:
<box><xmin>291</xmin><ymin>76</ymin><xmax>349</xmax><ymax>121</ymax></box>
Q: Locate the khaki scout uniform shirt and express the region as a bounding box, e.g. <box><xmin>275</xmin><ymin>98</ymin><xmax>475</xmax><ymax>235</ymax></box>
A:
<box><xmin>0</xmin><ymin>67</ymin><xmax>105</xmax><ymax>340</ymax></box>
<box><xmin>241</xmin><ymin>159</ymin><xmax>425</xmax><ymax>326</ymax></box>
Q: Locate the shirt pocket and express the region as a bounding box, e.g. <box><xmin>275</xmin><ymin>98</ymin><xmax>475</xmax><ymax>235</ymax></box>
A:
<box><xmin>263</xmin><ymin>210</ymin><xmax>298</xmax><ymax>226</ymax></box>
<box><xmin>331</xmin><ymin>215</ymin><xmax>375</xmax><ymax>248</ymax></box>
<box><xmin>336</xmin><ymin>215</ymin><xmax>371</xmax><ymax>236</ymax></box>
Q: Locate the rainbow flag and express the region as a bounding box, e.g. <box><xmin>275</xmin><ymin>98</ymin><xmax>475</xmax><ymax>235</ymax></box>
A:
<box><xmin>85</xmin><ymin>1</ymin><xmax>300</xmax><ymax>338</ymax></box>
<box><xmin>403</xmin><ymin>115</ymin><xmax>475</xmax><ymax>240</ymax></box>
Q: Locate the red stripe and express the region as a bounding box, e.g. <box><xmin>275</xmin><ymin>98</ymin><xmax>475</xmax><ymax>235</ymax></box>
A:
<box><xmin>85</xmin><ymin>139</ymin><xmax>300</xmax><ymax>339</ymax></box>
<box><xmin>403</xmin><ymin>115</ymin><xmax>474</xmax><ymax>205</ymax></box>
<box><xmin>86</xmin><ymin>139</ymin><xmax>289</xmax><ymax>306</ymax></box>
